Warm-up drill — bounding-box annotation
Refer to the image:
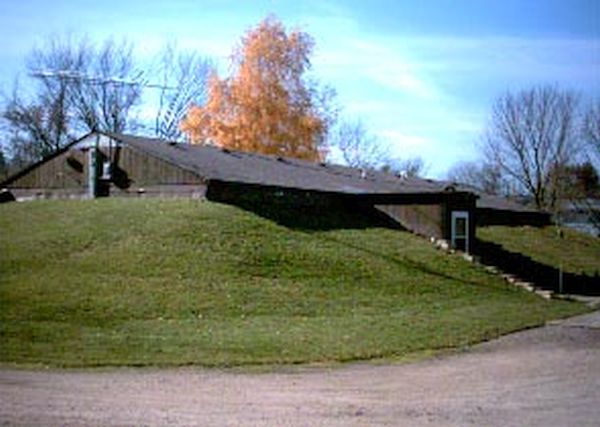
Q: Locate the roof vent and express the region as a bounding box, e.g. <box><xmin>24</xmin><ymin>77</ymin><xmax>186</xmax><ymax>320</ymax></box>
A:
<box><xmin>221</xmin><ymin>147</ymin><xmax>231</xmax><ymax>154</ymax></box>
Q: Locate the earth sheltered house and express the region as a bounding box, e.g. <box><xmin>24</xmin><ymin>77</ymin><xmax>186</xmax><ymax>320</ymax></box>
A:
<box><xmin>1</xmin><ymin>131</ymin><xmax>550</xmax><ymax>253</ymax></box>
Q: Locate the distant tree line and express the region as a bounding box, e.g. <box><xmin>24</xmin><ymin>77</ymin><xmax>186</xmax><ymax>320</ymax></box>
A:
<box><xmin>447</xmin><ymin>86</ymin><xmax>599</xmax><ymax>206</ymax></box>
<box><xmin>446</xmin><ymin>85</ymin><xmax>600</xmax><ymax>234</ymax></box>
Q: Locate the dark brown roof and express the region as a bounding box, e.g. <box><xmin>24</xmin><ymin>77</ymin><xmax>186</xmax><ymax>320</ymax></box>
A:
<box><xmin>438</xmin><ymin>181</ymin><xmax>544</xmax><ymax>213</ymax></box>
<box><xmin>474</xmin><ymin>193</ymin><xmax>543</xmax><ymax>213</ymax></box>
<box><xmin>2</xmin><ymin>131</ymin><xmax>546</xmax><ymax>215</ymax></box>
<box><xmin>107</xmin><ymin>134</ymin><xmax>544</xmax><ymax>214</ymax></box>
<box><xmin>107</xmin><ymin>132</ymin><xmax>458</xmax><ymax>196</ymax></box>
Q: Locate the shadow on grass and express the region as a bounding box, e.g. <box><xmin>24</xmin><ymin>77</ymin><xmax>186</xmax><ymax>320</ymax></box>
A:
<box><xmin>206</xmin><ymin>180</ymin><xmax>405</xmax><ymax>231</ymax></box>
<box><xmin>475</xmin><ymin>239</ymin><xmax>600</xmax><ymax>296</ymax></box>
<box><xmin>318</xmin><ymin>233</ymin><xmax>495</xmax><ymax>290</ymax></box>
<box><xmin>213</xmin><ymin>195</ymin><xmax>500</xmax><ymax>289</ymax></box>
<box><xmin>220</xmin><ymin>198</ymin><xmax>405</xmax><ymax>232</ymax></box>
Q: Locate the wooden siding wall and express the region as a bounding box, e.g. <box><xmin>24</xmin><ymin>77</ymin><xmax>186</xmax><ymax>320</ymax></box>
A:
<box><xmin>374</xmin><ymin>193</ymin><xmax>477</xmax><ymax>245</ymax></box>
<box><xmin>5</xmin><ymin>145</ymin><xmax>205</xmax><ymax>199</ymax></box>
<box><xmin>8</xmin><ymin>150</ymin><xmax>87</xmax><ymax>189</ymax></box>
<box><xmin>375</xmin><ymin>204</ymin><xmax>444</xmax><ymax>239</ymax></box>
<box><xmin>110</xmin><ymin>146</ymin><xmax>201</xmax><ymax>186</ymax></box>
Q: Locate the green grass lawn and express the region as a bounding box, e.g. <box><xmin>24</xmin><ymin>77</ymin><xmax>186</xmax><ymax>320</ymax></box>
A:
<box><xmin>478</xmin><ymin>225</ymin><xmax>600</xmax><ymax>276</ymax></box>
<box><xmin>0</xmin><ymin>199</ymin><xmax>588</xmax><ymax>367</ymax></box>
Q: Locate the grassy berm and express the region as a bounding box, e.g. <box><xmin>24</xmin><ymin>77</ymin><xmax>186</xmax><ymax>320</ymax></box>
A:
<box><xmin>0</xmin><ymin>199</ymin><xmax>588</xmax><ymax>367</ymax></box>
<box><xmin>479</xmin><ymin>225</ymin><xmax>600</xmax><ymax>276</ymax></box>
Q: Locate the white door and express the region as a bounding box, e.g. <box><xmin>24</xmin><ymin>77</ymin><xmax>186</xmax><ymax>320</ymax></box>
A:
<box><xmin>451</xmin><ymin>211</ymin><xmax>469</xmax><ymax>252</ymax></box>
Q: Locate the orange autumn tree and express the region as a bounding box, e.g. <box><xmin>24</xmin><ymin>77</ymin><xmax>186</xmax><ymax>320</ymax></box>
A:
<box><xmin>180</xmin><ymin>16</ymin><xmax>335</xmax><ymax>161</ymax></box>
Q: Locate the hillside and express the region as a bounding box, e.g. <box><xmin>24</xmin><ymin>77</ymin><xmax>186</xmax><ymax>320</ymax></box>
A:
<box><xmin>0</xmin><ymin>199</ymin><xmax>587</xmax><ymax>367</ymax></box>
<box><xmin>478</xmin><ymin>225</ymin><xmax>600</xmax><ymax>277</ymax></box>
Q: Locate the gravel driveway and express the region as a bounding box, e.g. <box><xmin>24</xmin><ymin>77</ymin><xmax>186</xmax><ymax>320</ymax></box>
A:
<box><xmin>2</xmin><ymin>311</ymin><xmax>599</xmax><ymax>427</ymax></box>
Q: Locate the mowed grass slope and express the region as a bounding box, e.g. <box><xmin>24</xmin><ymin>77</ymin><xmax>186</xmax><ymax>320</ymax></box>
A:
<box><xmin>0</xmin><ymin>199</ymin><xmax>587</xmax><ymax>367</ymax></box>
<box><xmin>478</xmin><ymin>225</ymin><xmax>600</xmax><ymax>276</ymax></box>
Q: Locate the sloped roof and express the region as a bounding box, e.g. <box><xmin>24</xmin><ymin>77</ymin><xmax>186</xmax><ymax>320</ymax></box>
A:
<box><xmin>440</xmin><ymin>181</ymin><xmax>544</xmax><ymax>213</ymax></box>
<box><xmin>109</xmin><ymin>133</ymin><xmax>542</xmax><ymax>213</ymax></box>
<box><xmin>106</xmin><ymin>132</ymin><xmax>459</xmax><ymax>196</ymax></box>
<box><xmin>474</xmin><ymin>193</ymin><xmax>543</xmax><ymax>213</ymax></box>
<box><xmin>2</xmin><ymin>131</ymin><xmax>545</xmax><ymax>214</ymax></box>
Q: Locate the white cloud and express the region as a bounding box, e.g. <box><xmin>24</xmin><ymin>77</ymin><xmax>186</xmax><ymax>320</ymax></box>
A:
<box><xmin>309</xmin><ymin>20</ymin><xmax>599</xmax><ymax>177</ymax></box>
<box><xmin>393</xmin><ymin>35</ymin><xmax>600</xmax><ymax>92</ymax></box>
<box><xmin>377</xmin><ymin>130</ymin><xmax>431</xmax><ymax>151</ymax></box>
<box><xmin>314</xmin><ymin>37</ymin><xmax>438</xmax><ymax>99</ymax></box>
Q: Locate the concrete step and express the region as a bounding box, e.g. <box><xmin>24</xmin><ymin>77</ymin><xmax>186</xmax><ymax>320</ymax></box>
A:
<box><xmin>483</xmin><ymin>265</ymin><xmax>499</xmax><ymax>274</ymax></box>
<box><xmin>514</xmin><ymin>281</ymin><xmax>535</xmax><ymax>292</ymax></box>
<box><xmin>535</xmin><ymin>289</ymin><xmax>553</xmax><ymax>300</ymax></box>
<box><xmin>480</xmin><ymin>263</ymin><xmax>551</xmax><ymax>300</ymax></box>
<box><xmin>453</xmin><ymin>248</ymin><xmax>554</xmax><ymax>301</ymax></box>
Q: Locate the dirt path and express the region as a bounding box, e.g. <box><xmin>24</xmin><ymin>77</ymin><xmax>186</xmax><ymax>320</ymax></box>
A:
<box><xmin>2</xmin><ymin>311</ymin><xmax>600</xmax><ymax>427</ymax></box>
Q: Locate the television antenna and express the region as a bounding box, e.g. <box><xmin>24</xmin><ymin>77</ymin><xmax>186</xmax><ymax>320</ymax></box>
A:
<box><xmin>30</xmin><ymin>70</ymin><xmax>176</xmax><ymax>90</ymax></box>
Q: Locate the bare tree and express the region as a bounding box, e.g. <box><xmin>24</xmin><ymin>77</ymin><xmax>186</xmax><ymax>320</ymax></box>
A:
<box><xmin>1</xmin><ymin>35</ymin><xmax>145</xmax><ymax>166</ymax></box>
<box><xmin>327</xmin><ymin>118</ymin><xmax>426</xmax><ymax>177</ymax></box>
<box><xmin>446</xmin><ymin>160</ymin><xmax>508</xmax><ymax>195</ymax></box>
<box><xmin>574</xmin><ymin>104</ymin><xmax>600</xmax><ymax>235</ymax></box>
<box><xmin>583</xmin><ymin>100</ymin><xmax>600</xmax><ymax>163</ymax></box>
<box><xmin>381</xmin><ymin>157</ymin><xmax>426</xmax><ymax>178</ymax></box>
<box><xmin>0</xmin><ymin>146</ymin><xmax>8</xmax><ymax>180</ymax></box>
<box><xmin>153</xmin><ymin>43</ymin><xmax>213</xmax><ymax>141</ymax></box>
<box><xmin>23</xmin><ymin>35</ymin><xmax>143</xmax><ymax>134</ymax></box>
<box><xmin>1</xmin><ymin>80</ymin><xmax>73</xmax><ymax>165</ymax></box>
<box><xmin>28</xmin><ymin>36</ymin><xmax>143</xmax><ymax>134</ymax></box>
<box><xmin>1</xmin><ymin>37</ymin><xmax>81</xmax><ymax>163</ymax></box>
<box><xmin>329</xmin><ymin>118</ymin><xmax>390</xmax><ymax>169</ymax></box>
<box><xmin>1</xmin><ymin>34</ymin><xmax>216</xmax><ymax>169</ymax></box>
<box><xmin>484</xmin><ymin>86</ymin><xmax>579</xmax><ymax>210</ymax></box>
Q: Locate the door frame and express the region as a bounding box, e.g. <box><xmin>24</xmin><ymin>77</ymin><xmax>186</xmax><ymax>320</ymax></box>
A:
<box><xmin>451</xmin><ymin>211</ymin><xmax>470</xmax><ymax>253</ymax></box>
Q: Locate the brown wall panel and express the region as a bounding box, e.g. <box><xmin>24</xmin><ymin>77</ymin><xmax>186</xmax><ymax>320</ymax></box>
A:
<box><xmin>6</xmin><ymin>146</ymin><xmax>203</xmax><ymax>194</ymax></box>
<box><xmin>375</xmin><ymin>204</ymin><xmax>444</xmax><ymax>239</ymax></box>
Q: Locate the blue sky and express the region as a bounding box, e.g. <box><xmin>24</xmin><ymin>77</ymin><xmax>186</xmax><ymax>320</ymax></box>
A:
<box><xmin>0</xmin><ymin>0</ymin><xmax>598</xmax><ymax>177</ymax></box>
